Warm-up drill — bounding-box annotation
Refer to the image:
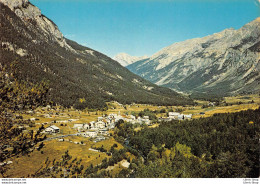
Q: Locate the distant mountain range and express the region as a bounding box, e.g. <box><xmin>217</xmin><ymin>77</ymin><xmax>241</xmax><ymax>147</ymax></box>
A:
<box><xmin>113</xmin><ymin>53</ymin><xmax>149</xmax><ymax>66</ymax></box>
<box><xmin>127</xmin><ymin>18</ymin><xmax>260</xmax><ymax>97</ymax></box>
<box><xmin>0</xmin><ymin>0</ymin><xmax>193</xmax><ymax>109</ymax></box>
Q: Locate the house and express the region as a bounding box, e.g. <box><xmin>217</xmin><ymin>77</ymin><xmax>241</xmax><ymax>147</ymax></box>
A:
<box><xmin>44</xmin><ymin>125</ymin><xmax>60</xmax><ymax>134</ymax></box>
<box><xmin>129</xmin><ymin>115</ymin><xmax>136</xmax><ymax>120</ymax></box>
<box><xmin>73</xmin><ymin>123</ymin><xmax>84</xmax><ymax>131</ymax></box>
<box><xmin>99</xmin><ymin>128</ymin><xmax>108</xmax><ymax>135</ymax></box>
<box><xmin>178</xmin><ymin>114</ymin><xmax>185</xmax><ymax>120</ymax></box>
<box><xmin>43</xmin><ymin>114</ymin><xmax>51</xmax><ymax>118</ymax></box>
<box><xmin>85</xmin><ymin>131</ymin><xmax>98</xmax><ymax>138</ymax></box>
<box><xmin>57</xmin><ymin>120</ymin><xmax>68</xmax><ymax>123</ymax></box>
<box><xmin>208</xmin><ymin>102</ymin><xmax>215</xmax><ymax>106</ymax></box>
<box><xmin>144</xmin><ymin>118</ymin><xmax>151</xmax><ymax>125</ymax></box>
<box><xmin>115</xmin><ymin>115</ymin><xmax>123</xmax><ymax>122</ymax></box>
<box><xmin>143</xmin><ymin>116</ymin><xmax>149</xmax><ymax>120</ymax></box>
<box><xmin>68</xmin><ymin>119</ymin><xmax>78</xmax><ymax>122</ymax></box>
<box><xmin>95</xmin><ymin>121</ymin><xmax>106</xmax><ymax>129</ymax></box>
<box><xmin>169</xmin><ymin>112</ymin><xmax>180</xmax><ymax>119</ymax></box>
<box><xmin>136</xmin><ymin>117</ymin><xmax>143</xmax><ymax>124</ymax></box>
<box><xmin>83</xmin><ymin>123</ymin><xmax>90</xmax><ymax>130</ymax></box>
<box><xmin>90</xmin><ymin>121</ymin><xmax>96</xmax><ymax>129</ymax></box>
<box><xmin>98</xmin><ymin>117</ymin><xmax>103</xmax><ymax>121</ymax></box>
<box><xmin>94</xmin><ymin>136</ymin><xmax>106</xmax><ymax>142</ymax></box>
<box><xmin>184</xmin><ymin>114</ymin><xmax>192</xmax><ymax>120</ymax></box>
<box><xmin>109</xmin><ymin>122</ymin><xmax>115</xmax><ymax>129</ymax></box>
<box><xmin>159</xmin><ymin>117</ymin><xmax>172</xmax><ymax>122</ymax></box>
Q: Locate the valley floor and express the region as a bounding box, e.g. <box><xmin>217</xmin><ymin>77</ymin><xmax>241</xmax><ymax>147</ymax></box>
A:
<box><xmin>3</xmin><ymin>94</ymin><xmax>260</xmax><ymax>178</ymax></box>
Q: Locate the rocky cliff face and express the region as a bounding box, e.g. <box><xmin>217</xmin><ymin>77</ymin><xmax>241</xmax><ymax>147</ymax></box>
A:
<box><xmin>127</xmin><ymin>18</ymin><xmax>260</xmax><ymax>96</ymax></box>
<box><xmin>0</xmin><ymin>0</ymin><xmax>73</xmax><ymax>50</ymax></box>
<box><xmin>113</xmin><ymin>53</ymin><xmax>149</xmax><ymax>67</ymax></box>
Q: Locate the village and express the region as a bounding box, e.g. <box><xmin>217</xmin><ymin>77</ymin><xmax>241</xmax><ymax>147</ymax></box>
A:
<box><xmin>41</xmin><ymin>109</ymin><xmax>193</xmax><ymax>143</ymax></box>
<box><xmin>11</xmin><ymin>94</ymin><xmax>259</xmax><ymax>148</ymax></box>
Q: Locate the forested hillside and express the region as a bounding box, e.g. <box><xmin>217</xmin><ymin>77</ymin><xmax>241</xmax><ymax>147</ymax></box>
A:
<box><xmin>0</xmin><ymin>1</ymin><xmax>192</xmax><ymax>110</ymax></box>
<box><xmin>0</xmin><ymin>67</ymin><xmax>48</xmax><ymax>177</ymax></box>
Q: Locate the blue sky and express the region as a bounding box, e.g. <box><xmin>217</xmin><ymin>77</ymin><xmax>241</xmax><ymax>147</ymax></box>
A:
<box><xmin>30</xmin><ymin>0</ymin><xmax>259</xmax><ymax>57</ymax></box>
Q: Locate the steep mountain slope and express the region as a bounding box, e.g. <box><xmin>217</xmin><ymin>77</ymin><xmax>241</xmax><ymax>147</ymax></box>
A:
<box><xmin>127</xmin><ymin>18</ymin><xmax>260</xmax><ymax>97</ymax></box>
<box><xmin>113</xmin><ymin>53</ymin><xmax>149</xmax><ymax>66</ymax></box>
<box><xmin>0</xmin><ymin>0</ymin><xmax>193</xmax><ymax>109</ymax></box>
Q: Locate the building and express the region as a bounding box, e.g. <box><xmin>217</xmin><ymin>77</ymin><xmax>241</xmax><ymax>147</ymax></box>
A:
<box><xmin>99</xmin><ymin>128</ymin><xmax>109</xmax><ymax>135</ymax></box>
<box><xmin>73</xmin><ymin>124</ymin><xmax>84</xmax><ymax>129</ymax></box>
<box><xmin>94</xmin><ymin>136</ymin><xmax>106</xmax><ymax>142</ymax></box>
<box><xmin>44</xmin><ymin>125</ymin><xmax>60</xmax><ymax>134</ymax></box>
<box><xmin>184</xmin><ymin>114</ymin><xmax>192</xmax><ymax>120</ymax></box>
<box><xmin>178</xmin><ymin>114</ymin><xmax>185</xmax><ymax>120</ymax></box>
<box><xmin>143</xmin><ymin>116</ymin><xmax>149</xmax><ymax>120</ymax></box>
<box><xmin>90</xmin><ymin>121</ymin><xmax>96</xmax><ymax>129</ymax></box>
<box><xmin>83</xmin><ymin>124</ymin><xmax>90</xmax><ymax>130</ymax></box>
<box><xmin>169</xmin><ymin>112</ymin><xmax>180</xmax><ymax>119</ymax></box>
<box><xmin>129</xmin><ymin>115</ymin><xmax>136</xmax><ymax>120</ymax></box>
<box><xmin>95</xmin><ymin>121</ymin><xmax>106</xmax><ymax>129</ymax></box>
<box><xmin>73</xmin><ymin>124</ymin><xmax>84</xmax><ymax>132</ymax></box>
<box><xmin>85</xmin><ymin>131</ymin><xmax>98</xmax><ymax>138</ymax></box>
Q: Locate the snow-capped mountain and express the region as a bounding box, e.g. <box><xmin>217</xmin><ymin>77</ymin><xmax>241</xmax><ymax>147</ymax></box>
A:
<box><xmin>127</xmin><ymin>18</ymin><xmax>260</xmax><ymax>96</ymax></box>
<box><xmin>113</xmin><ymin>53</ymin><xmax>149</xmax><ymax>66</ymax></box>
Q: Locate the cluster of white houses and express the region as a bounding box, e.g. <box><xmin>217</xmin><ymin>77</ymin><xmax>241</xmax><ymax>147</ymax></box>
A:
<box><xmin>71</xmin><ymin>113</ymin><xmax>152</xmax><ymax>141</ymax></box>
<box><xmin>159</xmin><ymin>112</ymin><xmax>193</xmax><ymax>122</ymax></box>
<box><xmin>42</xmin><ymin>111</ymin><xmax>193</xmax><ymax>142</ymax></box>
<box><xmin>168</xmin><ymin>112</ymin><xmax>192</xmax><ymax>120</ymax></box>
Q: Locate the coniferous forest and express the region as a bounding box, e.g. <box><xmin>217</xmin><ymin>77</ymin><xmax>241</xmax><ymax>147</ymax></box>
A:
<box><xmin>112</xmin><ymin>109</ymin><xmax>260</xmax><ymax>178</ymax></box>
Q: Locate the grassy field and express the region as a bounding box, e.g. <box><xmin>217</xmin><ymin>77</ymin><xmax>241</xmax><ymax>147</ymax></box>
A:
<box><xmin>185</xmin><ymin>94</ymin><xmax>259</xmax><ymax>119</ymax></box>
<box><xmin>6</xmin><ymin>137</ymin><xmax>123</xmax><ymax>178</ymax></box>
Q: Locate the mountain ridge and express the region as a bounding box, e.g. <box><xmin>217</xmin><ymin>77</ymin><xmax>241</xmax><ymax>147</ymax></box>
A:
<box><xmin>127</xmin><ymin>18</ymin><xmax>260</xmax><ymax>97</ymax></box>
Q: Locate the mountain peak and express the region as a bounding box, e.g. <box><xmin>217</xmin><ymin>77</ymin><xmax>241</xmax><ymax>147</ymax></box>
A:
<box><xmin>0</xmin><ymin>0</ymin><xmax>74</xmax><ymax>51</ymax></box>
<box><xmin>0</xmin><ymin>0</ymin><xmax>29</xmax><ymax>11</ymax></box>
<box><xmin>113</xmin><ymin>53</ymin><xmax>149</xmax><ymax>67</ymax></box>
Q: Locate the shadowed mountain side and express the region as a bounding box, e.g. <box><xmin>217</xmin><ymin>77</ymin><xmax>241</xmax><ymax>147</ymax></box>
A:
<box><xmin>0</xmin><ymin>1</ymin><xmax>193</xmax><ymax>109</ymax></box>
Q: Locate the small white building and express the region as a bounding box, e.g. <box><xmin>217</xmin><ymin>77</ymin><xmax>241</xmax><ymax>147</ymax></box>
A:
<box><xmin>169</xmin><ymin>112</ymin><xmax>180</xmax><ymax>119</ymax></box>
<box><xmin>129</xmin><ymin>115</ymin><xmax>136</xmax><ymax>120</ymax></box>
<box><xmin>178</xmin><ymin>114</ymin><xmax>185</xmax><ymax>120</ymax></box>
<box><xmin>90</xmin><ymin>121</ymin><xmax>96</xmax><ymax>129</ymax></box>
<box><xmin>99</xmin><ymin>128</ymin><xmax>108</xmax><ymax>135</ymax></box>
<box><xmin>98</xmin><ymin>117</ymin><xmax>103</xmax><ymax>121</ymax></box>
<box><xmin>85</xmin><ymin>131</ymin><xmax>98</xmax><ymax>138</ymax></box>
<box><xmin>73</xmin><ymin>124</ymin><xmax>83</xmax><ymax>129</ymax></box>
<box><xmin>184</xmin><ymin>114</ymin><xmax>192</xmax><ymax>120</ymax></box>
<box><xmin>83</xmin><ymin>123</ymin><xmax>90</xmax><ymax>130</ymax></box>
<box><xmin>44</xmin><ymin>125</ymin><xmax>60</xmax><ymax>134</ymax></box>
<box><xmin>109</xmin><ymin>122</ymin><xmax>115</xmax><ymax>129</ymax></box>
<box><xmin>95</xmin><ymin>121</ymin><xmax>106</xmax><ymax>129</ymax></box>
<box><xmin>95</xmin><ymin>136</ymin><xmax>106</xmax><ymax>142</ymax></box>
<box><xmin>143</xmin><ymin>116</ymin><xmax>149</xmax><ymax>120</ymax></box>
